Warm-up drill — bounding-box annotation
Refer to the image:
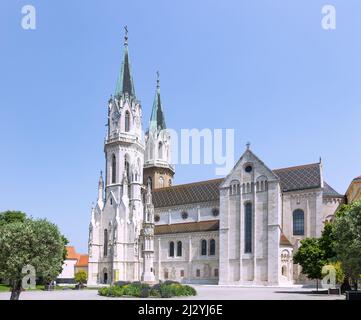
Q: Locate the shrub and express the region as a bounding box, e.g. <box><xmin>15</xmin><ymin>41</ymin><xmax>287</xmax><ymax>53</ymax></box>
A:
<box><xmin>98</xmin><ymin>282</ymin><xmax>196</xmax><ymax>298</ymax></box>
<box><xmin>160</xmin><ymin>283</ymin><xmax>173</xmax><ymax>298</ymax></box>
<box><xmin>114</xmin><ymin>281</ymin><xmax>130</xmax><ymax>287</ymax></box>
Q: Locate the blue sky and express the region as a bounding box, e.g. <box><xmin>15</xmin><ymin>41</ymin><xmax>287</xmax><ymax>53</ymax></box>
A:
<box><xmin>0</xmin><ymin>0</ymin><xmax>360</xmax><ymax>252</ymax></box>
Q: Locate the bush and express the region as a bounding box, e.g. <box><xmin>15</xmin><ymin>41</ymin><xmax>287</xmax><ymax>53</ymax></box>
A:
<box><xmin>98</xmin><ymin>282</ymin><xmax>196</xmax><ymax>298</ymax></box>
<box><xmin>114</xmin><ymin>281</ymin><xmax>130</xmax><ymax>287</ymax></box>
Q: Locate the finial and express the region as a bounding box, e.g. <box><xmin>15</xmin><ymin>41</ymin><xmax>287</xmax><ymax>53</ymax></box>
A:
<box><xmin>246</xmin><ymin>142</ymin><xmax>251</xmax><ymax>150</ymax></box>
<box><xmin>156</xmin><ymin>71</ymin><xmax>160</xmax><ymax>89</ymax></box>
<box><xmin>100</xmin><ymin>170</ymin><xmax>103</xmax><ymax>177</ymax></box>
<box><xmin>319</xmin><ymin>156</ymin><xmax>322</xmax><ymax>164</ymax></box>
<box><xmin>124</xmin><ymin>25</ymin><xmax>128</xmax><ymax>45</ymax></box>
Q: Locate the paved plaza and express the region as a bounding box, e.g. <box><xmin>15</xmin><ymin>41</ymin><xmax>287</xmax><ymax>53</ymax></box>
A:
<box><xmin>0</xmin><ymin>285</ymin><xmax>345</xmax><ymax>300</ymax></box>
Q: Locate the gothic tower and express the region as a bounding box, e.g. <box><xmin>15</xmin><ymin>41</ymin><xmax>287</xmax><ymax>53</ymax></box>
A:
<box><xmin>144</xmin><ymin>73</ymin><xmax>175</xmax><ymax>190</ymax></box>
<box><xmin>88</xmin><ymin>29</ymin><xmax>146</xmax><ymax>285</ymax></box>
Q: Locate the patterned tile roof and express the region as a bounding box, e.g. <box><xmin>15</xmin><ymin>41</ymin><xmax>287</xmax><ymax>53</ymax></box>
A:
<box><xmin>273</xmin><ymin>163</ymin><xmax>321</xmax><ymax>192</ymax></box>
<box><xmin>353</xmin><ymin>175</ymin><xmax>361</xmax><ymax>181</ymax></box>
<box><xmin>154</xmin><ymin>220</ymin><xmax>219</xmax><ymax>235</ymax></box>
<box><xmin>153</xmin><ymin>178</ymin><xmax>222</xmax><ymax>208</ymax></box>
<box><xmin>153</xmin><ymin>163</ymin><xmax>341</xmax><ymax>208</ymax></box>
<box><xmin>323</xmin><ymin>181</ymin><xmax>343</xmax><ymax>198</ymax></box>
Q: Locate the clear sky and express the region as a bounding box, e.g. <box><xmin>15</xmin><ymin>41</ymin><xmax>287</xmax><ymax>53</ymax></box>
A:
<box><xmin>0</xmin><ymin>0</ymin><xmax>360</xmax><ymax>252</ymax></box>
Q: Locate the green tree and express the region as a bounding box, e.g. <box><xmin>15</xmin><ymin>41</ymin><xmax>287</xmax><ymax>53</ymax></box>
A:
<box><xmin>0</xmin><ymin>217</ymin><xmax>67</xmax><ymax>300</ymax></box>
<box><xmin>333</xmin><ymin>200</ymin><xmax>361</xmax><ymax>290</ymax></box>
<box><xmin>293</xmin><ymin>238</ymin><xmax>326</xmax><ymax>291</ymax></box>
<box><xmin>0</xmin><ymin>211</ymin><xmax>26</xmax><ymax>226</ymax></box>
<box><xmin>74</xmin><ymin>270</ymin><xmax>87</xmax><ymax>289</ymax></box>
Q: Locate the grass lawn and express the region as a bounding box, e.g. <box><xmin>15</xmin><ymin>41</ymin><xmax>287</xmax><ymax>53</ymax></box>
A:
<box><xmin>0</xmin><ymin>284</ymin><xmax>11</xmax><ymax>292</ymax></box>
<box><xmin>0</xmin><ymin>284</ymin><xmax>76</xmax><ymax>292</ymax></box>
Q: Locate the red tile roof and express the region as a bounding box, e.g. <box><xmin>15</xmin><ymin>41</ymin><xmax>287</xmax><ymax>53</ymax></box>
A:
<box><xmin>76</xmin><ymin>254</ymin><xmax>89</xmax><ymax>267</ymax></box>
<box><xmin>66</xmin><ymin>246</ymin><xmax>80</xmax><ymax>260</ymax></box>
<box><xmin>65</xmin><ymin>246</ymin><xmax>88</xmax><ymax>267</ymax></box>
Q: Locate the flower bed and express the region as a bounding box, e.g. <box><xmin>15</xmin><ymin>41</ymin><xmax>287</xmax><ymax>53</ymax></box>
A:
<box><xmin>98</xmin><ymin>281</ymin><xmax>197</xmax><ymax>298</ymax></box>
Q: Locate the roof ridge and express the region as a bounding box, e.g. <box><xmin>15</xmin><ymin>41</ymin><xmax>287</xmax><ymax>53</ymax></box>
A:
<box><xmin>273</xmin><ymin>162</ymin><xmax>320</xmax><ymax>172</ymax></box>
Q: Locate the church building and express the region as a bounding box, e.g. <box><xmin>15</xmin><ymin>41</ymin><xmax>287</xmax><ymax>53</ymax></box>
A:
<box><xmin>87</xmin><ymin>33</ymin><xmax>343</xmax><ymax>286</ymax></box>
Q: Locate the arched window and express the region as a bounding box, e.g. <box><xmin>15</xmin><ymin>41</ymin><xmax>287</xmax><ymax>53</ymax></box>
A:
<box><xmin>111</xmin><ymin>154</ymin><xmax>116</xmax><ymax>184</ymax></box>
<box><xmin>201</xmin><ymin>239</ymin><xmax>207</xmax><ymax>256</ymax></box>
<box><xmin>245</xmin><ymin>202</ymin><xmax>252</xmax><ymax>253</ymax></box>
<box><xmin>177</xmin><ymin>241</ymin><xmax>182</xmax><ymax>257</ymax></box>
<box><xmin>169</xmin><ymin>241</ymin><xmax>174</xmax><ymax>257</ymax></box>
<box><xmin>158</xmin><ymin>142</ymin><xmax>163</xmax><ymax>159</ymax></box>
<box><xmin>168</xmin><ymin>179</ymin><xmax>172</xmax><ymax>187</ymax></box>
<box><xmin>124</xmin><ymin>158</ymin><xmax>130</xmax><ymax>182</ymax></box>
<box><xmin>104</xmin><ymin>229</ymin><xmax>108</xmax><ymax>257</ymax></box>
<box><xmin>159</xmin><ymin>176</ymin><xmax>164</xmax><ymax>188</ymax></box>
<box><xmin>282</xmin><ymin>265</ymin><xmax>287</xmax><ymax>277</ymax></box>
<box><xmin>293</xmin><ymin>209</ymin><xmax>305</xmax><ymax>235</ymax></box>
<box><xmin>147</xmin><ymin>176</ymin><xmax>153</xmax><ymax>189</ymax></box>
<box><xmin>209</xmin><ymin>239</ymin><xmax>216</xmax><ymax>256</ymax></box>
<box><xmin>125</xmin><ymin>111</ymin><xmax>130</xmax><ymax>132</ymax></box>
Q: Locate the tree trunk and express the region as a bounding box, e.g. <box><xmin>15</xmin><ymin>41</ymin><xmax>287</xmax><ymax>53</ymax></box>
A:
<box><xmin>354</xmin><ymin>279</ymin><xmax>358</xmax><ymax>291</ymax></box>
<box><xmin>10</xmin><ymin>280</ymin><xmax>22</xmax><ymax>300</ymax></box>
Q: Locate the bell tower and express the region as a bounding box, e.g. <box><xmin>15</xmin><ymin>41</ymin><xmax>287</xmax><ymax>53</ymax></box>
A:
<box><xmin>144</xmin><ymin>72</ymin><xmax>175</xmax><ymax>190</ymax></box>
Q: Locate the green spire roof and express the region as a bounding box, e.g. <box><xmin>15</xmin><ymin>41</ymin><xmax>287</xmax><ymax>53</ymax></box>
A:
<box><xmin>115</xmin><ymin>32</ymin><xmax>136</xmax><ymax>98</ymax></box>
<box><xmin>149</xmin><ymin>73</ymin><xmax>166</xmax><ymax>133</ymax></box>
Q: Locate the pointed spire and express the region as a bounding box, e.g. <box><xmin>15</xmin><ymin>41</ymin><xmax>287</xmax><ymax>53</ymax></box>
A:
<box><xmin>149</xmin><ymin>71</ymin><xmax>166</xmax><ymax>133</ymax></box>
<box><xmin>97</xmin><ymin>171</ymin><xmax>104</xmax><ymax>209</ymax></box>
<box><xmin>115</xmin><ymin>26</ymin><xmax>136</xmax><ymax>98</ymax></box>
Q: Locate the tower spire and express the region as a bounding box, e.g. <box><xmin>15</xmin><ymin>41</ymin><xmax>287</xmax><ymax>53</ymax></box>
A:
<box><xmin>115</xmin><ymin>26</ymin><xmax>136</xmax><ymax>98</ymax></box>
<box><xmin>149</xmin><ymin>71</ymin><xmax>166</xmax><ymax>133</ymax></box>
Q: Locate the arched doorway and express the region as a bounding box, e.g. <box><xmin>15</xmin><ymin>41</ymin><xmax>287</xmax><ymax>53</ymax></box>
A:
<box><xmin>103</xmin><ymin>268</ymin><xmax>108</xmax><ymax>284</ymax></box>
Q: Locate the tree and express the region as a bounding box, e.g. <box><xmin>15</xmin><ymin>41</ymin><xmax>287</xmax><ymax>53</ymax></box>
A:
<box><xmin>293</xmin><ymin>238</ymin><xmax>326</xmax><ymax>291</ymax></box>
<box><xmin>333</xmin><ymin>200</ymin><xmax>361</xmax><ymax>290</ymax></box>
<box><xmin>0</xmin><ymin>217</ymin><xmax>67</xmax><ymax>300</ymax></box>
<box><xmin>0</xmin><ymin>211</ymin><xmax>26</xmax><ymax>226</ymax></box>
<box><xmin>74</xmin><ymin>270</ymin><xmax>87</xmax><ymax>289</ymax></box>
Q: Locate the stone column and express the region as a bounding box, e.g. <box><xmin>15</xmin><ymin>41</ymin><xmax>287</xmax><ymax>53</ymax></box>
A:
<box><xmin>253</xmin><ymin>181</ymin><xmax>257</xmax><ymax>282</ymax></box>
<box><xmin>188</xmin><ymin>235</ymin><xmax>192</xmax><ymax>282</ymax></box>
<box><xmin>239</xmin><ymin>190</ymin><xmax>243</xmax><ymax>282</ymax></box>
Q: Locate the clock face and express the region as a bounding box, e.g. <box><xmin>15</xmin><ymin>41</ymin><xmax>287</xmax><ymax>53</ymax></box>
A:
<box><xmin>112</xmin><ymin>111</ymin><xmax>120</xmax><ymax>124</ymax></box>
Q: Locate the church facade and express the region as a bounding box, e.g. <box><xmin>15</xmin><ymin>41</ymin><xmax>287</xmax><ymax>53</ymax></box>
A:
<box><xmin>87</xmin><ymin>35</ymin><xmax>343</xmax><ymax>286</ymax></box>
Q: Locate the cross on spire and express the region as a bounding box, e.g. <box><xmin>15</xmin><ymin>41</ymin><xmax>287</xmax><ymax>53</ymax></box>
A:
<box><xmin>156</xmin><ymin>71</ymin><xmax>160</xmax><ymax>88</ymax></box>
<box><xmin>124</xmin><ymin>25</ymin><xmax>128</xmax><ymax>44</ymax></box>
<box><xmin>246</xmin><ymin>142</ymin><xmax>251</xmax><ymax>150</ymax></box>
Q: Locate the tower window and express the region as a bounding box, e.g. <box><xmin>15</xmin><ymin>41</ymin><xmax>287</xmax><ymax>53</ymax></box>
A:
<box><xmin>147</xmin><ymin>176</ymin><xmax>153</xmax><ymax>189</ymax></box>
<box><xmin>158</xmin><ymin>142</ymin><xmax>163</xmax><ymax>159</ymax></box>
<box><xmin>124</xmin><ymin>158</ymin><xmax>130</xmax><ymax>182</ymax></box>
<box><xmin>111</xmin><ymin>154</ymin><xmax>116</xmax><ymax>184</ymax></box>
<box><xmin>177</xmin><ymin>241</ymin><xmax>182</xmax><ymax>257</ymax></box>
<box><xmin>125</xmin><ymin>111</ymin><xmax>130</xmax><ymax>132</ymax></box>
<box><xmin>104</xmin><ymin>229</ymin><xmax>108</xmax><ymax>257</ymax></box>
<box><xmin>169</xmin><ymin>241</ymin><xmax>174</xmax><ymax>257</ymax></box>
<box><xmin>201</xmin><ymin>239</ymin><xmax>207</xmax><ymax>256</ymax></box>
<box><xmin>293</xmin><ymin>209</ymin><xmax>305</xmax><ymax>235</ymax></box>
<box><xmin>245</xmin><ymin>202</ymin><xmax>252</xmax><ymax>253</ymax></box>
<box><xmin>209</xmin><ymin>239</ymin><xmax>216</xmax><ymax>256</ymax></box>
<box><xmin>159</xmin><ymin>176</ymin><xmax>164</xmax><ymax>188</ymax></box>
